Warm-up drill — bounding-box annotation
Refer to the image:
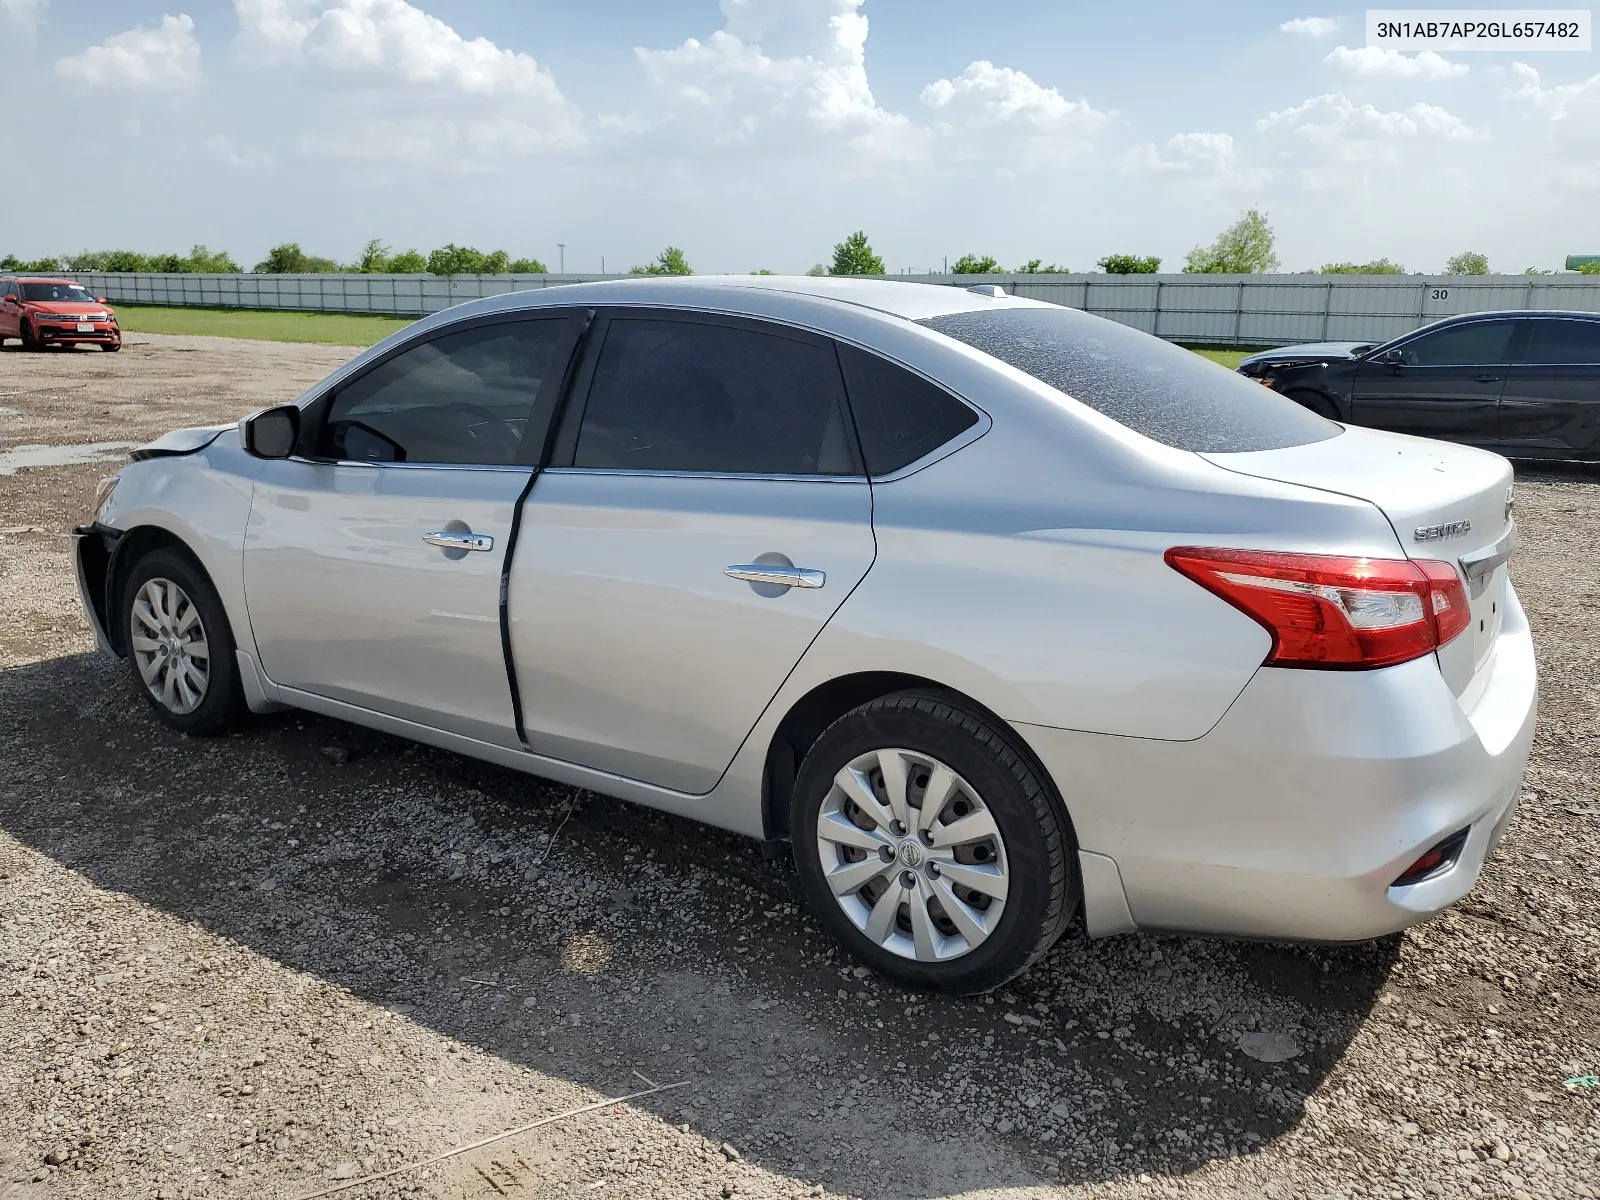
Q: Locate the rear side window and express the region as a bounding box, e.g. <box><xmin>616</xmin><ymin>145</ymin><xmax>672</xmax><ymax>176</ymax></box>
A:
<box><xmin>1397</xmin><ymin>320</ymin><xmax>1517</xmax><ymax>367</ymax></box>
<box><xmin>573</xmin><ymin>317</ymin><xmax>856</xmax><ymax>475</ymax></box>
<box><xmin>1522</xmin><ymin>319</ymin><xmax>1600</xmax><ymax>365</ymax></box>
<box><xmin>922</xmin><ymin>307</ymin><xmax>1337</xmax><ymax>453</ymax></box>
<box><xmin>837</xmin><ymin>343</ymin><xmax>979</xmax><ymax>475</ymax></box>
<box><xmin>320</xmin><ymin>318</ymin><xmax>565</xmax><ymax>465</ymax></box>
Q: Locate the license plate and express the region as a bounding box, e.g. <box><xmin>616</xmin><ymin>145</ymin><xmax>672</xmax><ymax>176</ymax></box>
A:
<box><xmin>76</xmin><ymin>322</ymin><xmax>95</xmax><ymax>333</ymax></box>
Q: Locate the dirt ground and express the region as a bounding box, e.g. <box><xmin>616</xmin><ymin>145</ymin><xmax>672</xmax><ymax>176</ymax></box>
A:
<box><xmin>0</xmin><ymin>333</ymin><xmax>1596</xmax><ymax>1200</ymax></box>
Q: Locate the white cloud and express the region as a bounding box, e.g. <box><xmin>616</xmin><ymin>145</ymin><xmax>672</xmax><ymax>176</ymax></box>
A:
<box><xmin>0</xmin><ymin>0</ymin><xmax>46</xmax><ymax>34</ymax></box>
<box><xmin>234</xmin><ymin>0</ymin><xmax>567</xmax><ymax>99</ymax></box>
<box><xmin>1120</xmin><ymin>131</ymin><xmax>1273</xmax><ymax>193</ymax></box>
<box><xmin>631</xmin><ymin>0</ymin><xmax>1111</xmax><ymax>175</ymax></box>
<box><xmin>1259</xmin><ymin>93</ymin><xmax>1483</xmax><ymax>147</ymax></box>
<box><xmin>1124</xmin><ymin>131</ymin><xmax>1238</xmax><ymax>172</ymax></box>
<box><xmin>55</xmin><ymin>13</ymin><xmax>202</xmax><ymax>91</ymax></box>
<box><xmin>635</xmin><ymin>0</ymin><xmax>894</xmax><ymax>137</ymax></box>
<box><xmin>232</xmin><ymin>0</ymin><xmax>581</xmax><ymax>158</ymax></box>
<box><xmin>920</xmin><ymin>61</ymin><xmax>1110</xmax><ymax>139</ymax></box>
<box><xmin>1280</xmin><ymin>16</ymin><xmax>1338</xmax><ymax>36</ymax></box>
<box><xmin>1255</xmin><ymin>92</ymin><xmax>1485</xmax><ymax>188</ymax></box>
<box><xmin>1324</xmin><ymin>45</ymin><xmax>1468</xmax><ymax>80</ymax></box>
<box><xmin>1504</xmin><ymin>62</ymin><xmax>1600</xmax><ymax>119</ymax></box>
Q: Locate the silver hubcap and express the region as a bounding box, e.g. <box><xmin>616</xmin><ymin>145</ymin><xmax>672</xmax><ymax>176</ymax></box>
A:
<box><xmin>816</xmin><ymin>747</ymin><xmax>1010</xmax><ymax>962</ymax></box>
<box><xmin>130</xmin><ymin>578</ymin><xmax>210</xmax><ymax>715</ymax></box>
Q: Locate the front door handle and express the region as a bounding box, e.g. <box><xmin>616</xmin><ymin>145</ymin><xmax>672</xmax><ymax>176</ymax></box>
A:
<box><xmin>1474</xmin><ymin>374</ymin><xmax>1502</xmax><ymax>383</ymax></box>
<box><xmin>724</xmin><ymin>564</ymin><xmax>825</xmax><ymax>589</ymax></box>
<box><xmin>424</xmin><ymin>531</ymin><xmax>494</xmax><ymax>552</ymax></box>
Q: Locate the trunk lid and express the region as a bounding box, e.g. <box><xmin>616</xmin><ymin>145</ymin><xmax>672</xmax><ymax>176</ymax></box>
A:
<box><xmin>1200</xmin><ymin>425</ymin><xmax>1515</xmax><ymax>697</ymax></box>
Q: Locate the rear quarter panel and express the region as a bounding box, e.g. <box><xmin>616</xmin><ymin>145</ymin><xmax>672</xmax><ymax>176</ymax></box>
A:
<box><xmin>790</xmin><ymin>364</ymin><xmax>1411</xmax><ymax>741</ymax></box>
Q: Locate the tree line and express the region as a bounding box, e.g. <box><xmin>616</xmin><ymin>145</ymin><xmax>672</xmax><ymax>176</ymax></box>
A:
<box><xmin>4</xmin><ymin>220</ymin><xmax>1592</xmax><ymax>278</ymax></box>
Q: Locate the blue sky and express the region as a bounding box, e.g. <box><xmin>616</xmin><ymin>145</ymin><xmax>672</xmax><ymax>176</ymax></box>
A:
<box><xmin>5</xmin><ymin>1</ymin><xmax>1600</xmax><ymax>274</ymax></box>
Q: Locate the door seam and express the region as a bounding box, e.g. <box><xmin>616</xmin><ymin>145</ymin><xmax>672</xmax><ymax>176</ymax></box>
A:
<box><xmin>500</xmin><ymin>309</ymin><xmax>596</xmax><ymax>747</ymax></box>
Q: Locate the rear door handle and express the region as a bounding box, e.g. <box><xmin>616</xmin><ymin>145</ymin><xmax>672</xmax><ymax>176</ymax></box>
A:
<box><xmin>424</xmin><ymin>531</ymin><xmax>494</xmax><ymax>552</ymax></box>
<box><xmin>724</xmin><ymin>564</ymin><xmax>825</xmax><ymax>589</ymax></box>
<box><xmin>1474</xmin><ymin>374</ymin><xmax>1502</xmax><ymax>383</ymax></box>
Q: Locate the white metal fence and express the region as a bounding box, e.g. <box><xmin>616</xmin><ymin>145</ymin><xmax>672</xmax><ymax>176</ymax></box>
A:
<box><xmin>60</xmin><ymin>270</ymin><xmax>1600</xmax><ymax>347</ymax></box>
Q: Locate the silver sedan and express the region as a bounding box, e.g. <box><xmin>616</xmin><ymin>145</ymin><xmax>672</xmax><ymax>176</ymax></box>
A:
<box><xmin>74</xmin><ymin>277</ymin><xmax>1536</xmax><ymax>993</ymax></box>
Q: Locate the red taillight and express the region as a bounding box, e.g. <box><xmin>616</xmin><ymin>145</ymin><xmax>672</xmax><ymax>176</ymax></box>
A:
<box><xmin>1165</xmin><ymin>547</ymin><xmax>1471</xmax><ymax>670</ymax></box>
<box><xmin>1414</xmin><ymin>558</ymin><xmax>1472</xmax><ymax>646</ymax></box>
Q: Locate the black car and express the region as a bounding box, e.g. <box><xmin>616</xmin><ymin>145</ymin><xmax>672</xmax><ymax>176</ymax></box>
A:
<box><xmin>1237</xmin><ymin>311</ymin><xmax>1600</xmax><ymax>460</ymax></box>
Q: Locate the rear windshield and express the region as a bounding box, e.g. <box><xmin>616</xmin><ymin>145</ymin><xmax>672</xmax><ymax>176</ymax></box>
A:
<box><xmin>921</xmin><ymin>307</ymin><xmax>1339</xmax><ymax>453</ymax></box>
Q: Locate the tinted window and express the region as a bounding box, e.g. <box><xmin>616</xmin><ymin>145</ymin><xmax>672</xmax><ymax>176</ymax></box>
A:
<box><xmin>1522</xmin><ymin>319</ymin><xmax>1600</xmax><ymax>365</ymax></box>
<box><xmin>21</xmin><ymin>282</ymin><xmax>95</xmax><ymax>302</ymax></box>
<box><xmin>922</xmin><ymin>307</ymin><xmax>1337</xmax><ymax>453</ymax></box>
<box><xmin>573</xmin><ymin>318</ymin><xmax>855</xmax><ymax>475</ymax></box>
<box><xmin>837</xmin><ymin>343</ymin><xmax>979</xmax><ymax>475</ymax></box>
<box><xmin>319</xmin><ymin>319</ymin><xmax>564</xmax><ymax>465</ymax></box>
<box><xmin>1397</xmin><ymin>320</ymin><xmax>1516</xmax><ymax>366</ymax></box>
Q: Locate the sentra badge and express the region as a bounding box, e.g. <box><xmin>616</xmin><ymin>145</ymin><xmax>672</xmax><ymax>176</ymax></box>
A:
<box><xmin>1415</xmin><ymin>519</ymin><xmax>1472</xmax><ymax>541</ymax></box>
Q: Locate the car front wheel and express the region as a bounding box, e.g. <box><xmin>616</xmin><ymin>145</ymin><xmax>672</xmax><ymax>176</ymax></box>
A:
<box><xmin>1286</xmin><ymin>389</ymin><xmax>1340</xmax><ymax>420</ymax></box>
<box><xmin>19</xmin><ymin>320</ymin><xmax>37</xmax><ymax>350</ymax></box>
<box><xmin>792</xmin><ymin>690</ymin><xmax>1076</xmax><ymax>994</ymax></box>
<box><xmin>121</xmin><ymin>548</ymin><xmax>245</xmax><ymax>735</ymax></box>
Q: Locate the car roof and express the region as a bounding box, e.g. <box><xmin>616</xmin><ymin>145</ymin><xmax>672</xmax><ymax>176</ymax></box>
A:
<box><xmin>471</xmin><ymin>274</ymin><xmax>1050</xmax><ymax>322</ymax></box>
<box><xmin>4</xmin><ymin>276</ymin><xmax>81</xmax><ymax>285</ymax></box>
<box><xmin>1432</xmin><ymin>309</ymin><xmax>1600</xmax><ymax>322</ymax></box>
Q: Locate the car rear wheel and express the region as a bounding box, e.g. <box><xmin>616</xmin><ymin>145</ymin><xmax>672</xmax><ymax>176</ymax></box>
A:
<box><xmin>121</xmin><ymin>548</ymin><xmax>245</xmax><ymax>735</ymax></box>
<box><xmin>791</xmin><ymin>690</ymin><xmax>1076</xmax><ymax>994</ymax></box>
<box><xmin>1286</xmin><ymin>389</ymin><xmax>1340</xmax><ymax>420</ymax></box>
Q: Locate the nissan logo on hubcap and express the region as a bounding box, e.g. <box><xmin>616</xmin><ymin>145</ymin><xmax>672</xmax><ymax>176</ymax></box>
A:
<box><xmin>898</xmin><ymin>841</ymin><xmax>924</xmax><ymax>868</ymax></box>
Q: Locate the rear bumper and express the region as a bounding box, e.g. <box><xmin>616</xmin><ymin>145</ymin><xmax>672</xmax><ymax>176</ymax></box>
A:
<box><xmin>1020</xmin><ymin>584</ymin><xmax>1537</xmax><ymax>942</ymax></box>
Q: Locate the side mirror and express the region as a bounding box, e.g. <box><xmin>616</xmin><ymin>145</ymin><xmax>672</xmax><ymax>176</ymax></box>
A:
<box><xmin>242</xmin><ymin>405</ymin><xmax>300</xmax><ymax>459</ymax></box>
<box><xmin>1376</xmin><ymin>348</ymin><xmax>1405</xmax><ymax>367</ymax></box>
<box><xmin>95</xmin><ymin>296</ymin><xmax>108</xmax><ymax>304</ymax></box>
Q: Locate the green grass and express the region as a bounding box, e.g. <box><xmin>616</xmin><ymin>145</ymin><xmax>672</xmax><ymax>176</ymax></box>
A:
<box><xmin>1189</xmin><ymin>347</ymin><xmax>1250</xmax><ymax>370</ymax></box>
<box><xmin>113</xmin><ymin>305</ymin><xmax>417</xmax><ymax>346</ymax></box>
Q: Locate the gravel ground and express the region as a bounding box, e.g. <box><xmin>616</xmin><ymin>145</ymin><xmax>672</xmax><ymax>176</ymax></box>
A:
<box><xmin>1</xmin><ymin>334</ymin><xmax>1597</xmax><ymax>1200</ymax></box>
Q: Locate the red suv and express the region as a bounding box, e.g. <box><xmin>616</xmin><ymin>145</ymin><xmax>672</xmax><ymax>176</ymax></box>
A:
<box><xmin>0</xmin><ymin>277</ymin><xmax>121</xmax><ymax>351</ymax></box>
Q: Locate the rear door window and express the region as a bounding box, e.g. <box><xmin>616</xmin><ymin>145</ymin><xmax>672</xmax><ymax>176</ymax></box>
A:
<box><xmin>836</xmin><ymin>343</ymin><xmax>979</xmax><ymax>475</ymax></box>
<box><xmin>922</xmin><ymin>306</ymin><xmax>1337</xmax><ymax>453</ymax></box>
<box><xmin>319</xmin><ymin>318</ymin><xmax>566</xmax><ymax>465</ymax></box>
<box><xmin>1396</xmin><ymin>320</ymin><xmax>1517</xmax><ymax>366</ymax></box>
<box><xmin>571</xmin><ymin>316</ymin><xmax>857</xmax><ymax>475</ymax></box>
<box><xmin>1521</xmin><ymin>319</ymin><xmax>1600</xmax><ymax>365</ymax></box>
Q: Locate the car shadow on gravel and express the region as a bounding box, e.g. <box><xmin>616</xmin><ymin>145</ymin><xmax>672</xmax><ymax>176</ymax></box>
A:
<box><xmin>1</xmin><ymin>651</ymin><xmax>1401</xmax><ymax>1198</ymax></box>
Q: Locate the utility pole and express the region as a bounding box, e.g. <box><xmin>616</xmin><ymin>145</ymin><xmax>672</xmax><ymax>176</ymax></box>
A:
<box><xmin>942</xmin><ymin>255</ymin><xmax>948</xmax><ymax>274</ymax></box>
<box><xmin>557</xmin><ymin>243</ymin><xmax>566</xmax><ymax>274</ymax></box>
<box><xmin>601</xmin><ymin>255</ymin><xmax>606</xmax><ymax>275</ymax></box>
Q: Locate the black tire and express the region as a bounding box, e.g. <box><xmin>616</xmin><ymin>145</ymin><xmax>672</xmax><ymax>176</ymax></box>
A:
<box><xmin>19</xmin><ymin>319</ymin><xmax>37</xmax><ymax>351</ymax></box>
<box><xmin>100</xmin><ymin>342</ymin><xmax>121</xmax><ymax>352</ymax></box>
<box><xmin>1286</xmin><ymin>389</ymin><xmax>1340</xmax><ymax>420</ymax></box>
<box><xmin>791</xmin><ymin>690</ymin><xmax>1076</xmax><ymax>994</ymax></box>
<box><xmin>120</xmin><ymin>547</ymin><xmax>246</xmax><ymax>736</ymax></box>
